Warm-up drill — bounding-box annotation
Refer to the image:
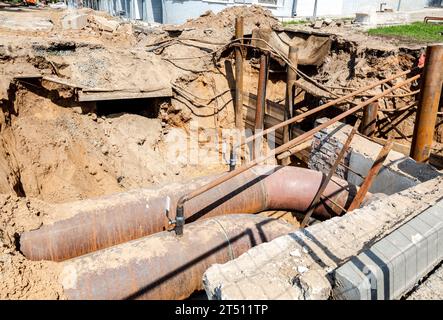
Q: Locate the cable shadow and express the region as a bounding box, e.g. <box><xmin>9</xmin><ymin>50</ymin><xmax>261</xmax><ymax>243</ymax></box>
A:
<box><xmin>223</xmin><ymin>59</ymin><xmax>236</xmax><ymax>104</ymax></box>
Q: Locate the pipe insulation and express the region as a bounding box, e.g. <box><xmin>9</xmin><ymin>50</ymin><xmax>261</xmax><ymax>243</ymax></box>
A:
<box><xmin>59</xmin><ymin>214</ymin><xmax>296</xmax><ymax>300</ymax></box>
<box><xmin>21</xmin><ymin>165</ymin><xmax>360</xmax><ymax>261</ymax></box>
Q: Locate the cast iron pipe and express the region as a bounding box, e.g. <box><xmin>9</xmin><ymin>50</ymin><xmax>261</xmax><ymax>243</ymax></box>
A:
<box><xmin>21</xmin><ymin>166</ymin><xmax>359</xmax><ymax>261</ymax></box>
<box><xmin>59</xmin><ymin>214</ymin><xmax>297</xmax><ymax>300</ymax></box>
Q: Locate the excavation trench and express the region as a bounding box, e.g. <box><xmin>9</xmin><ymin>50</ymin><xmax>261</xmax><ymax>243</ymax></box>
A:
<box><xmin>21</xmin><ymin>165</ymin><xmax>361</xmax><ymax>262</ymax></box>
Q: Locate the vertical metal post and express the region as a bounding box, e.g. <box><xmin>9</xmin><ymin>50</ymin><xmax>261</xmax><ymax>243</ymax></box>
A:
<box><xmin>234</xmin><ymin>17</ymin><xmax>244</xmax><ymax>130</ymax></box>
<box><xmin>361</xmin><ymin>101</ymin><xmax>378</xmax><ymax>137</ymax></box>
<box><xmin>410</xmin><ymin>45</ymin><xmax>443</xmax><ymax>163</ymax></box>
<box><xmin>282</xmin><ymin>46</ymin><xmax>298</xmax><ymax>165</ymax></box>
<box><xmin>312</xmin><ymin>0</ymin><xmax>318</xmax><ymax>21</ymax></box>
<box><xmin>253</xmin><ymin>53</ymin><xmax>268</xmax><ymax>160</ymax></box>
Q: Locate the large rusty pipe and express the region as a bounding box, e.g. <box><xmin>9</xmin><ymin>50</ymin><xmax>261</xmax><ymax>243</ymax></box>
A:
<box><xmin>411</xmin><ymin>45</ymin><xmax>443</xmax><ymax>162</ymax></box>
<box><xmin>59</xmin><ymin>214</ymin><xmax>297</xmax><ymax>300</ymax></box>
<box><xmin>175</xmin><ymin>74</ymin><xmax>420</xmax><ymax>236</ymax></box>
<box><xmin>21</xmin><ymin>166</ymin><xmax>358</xmax><ymax>262</ymax></box>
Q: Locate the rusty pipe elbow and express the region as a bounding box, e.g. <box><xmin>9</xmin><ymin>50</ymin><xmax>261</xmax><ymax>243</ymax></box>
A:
<box><xmin>20</xmin><ymin>165</ymin><xmax>364</xmax><ymax>262</ymax></box>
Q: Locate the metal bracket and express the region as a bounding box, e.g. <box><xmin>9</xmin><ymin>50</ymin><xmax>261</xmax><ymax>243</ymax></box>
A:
<box><xmin>175</xmin><ymin>206</ymin><xmax>185</xmax><ymax>236</ymax></box>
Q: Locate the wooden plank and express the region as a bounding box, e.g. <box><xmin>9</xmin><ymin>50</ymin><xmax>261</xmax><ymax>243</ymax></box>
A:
<box><xmin>77</xmin><ymin>88</ymin><xmax>173</xmax><ymax>102</ymax></box>
<box><xmin>42</xmin><ymin>76</ymin><xmax>83</xmax><ymax>89</ymax></box>
<box><xmin>13</xmin><ymin>75</ymin><xmax>42</xmax><ymax>80</ymax></box>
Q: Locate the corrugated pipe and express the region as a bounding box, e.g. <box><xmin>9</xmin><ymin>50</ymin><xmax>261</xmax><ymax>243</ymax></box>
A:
<box><xmin>59</xmin><ymin>214</ymin><xmax>296</xmax><ymax>300</ymax></box>
<box><xmin>21</xmin><ymin>165</ymin><xmax>361</xmax><ymax>262</ymax></box>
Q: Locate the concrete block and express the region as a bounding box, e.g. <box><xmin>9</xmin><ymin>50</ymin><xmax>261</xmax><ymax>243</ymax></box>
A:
<box><xmin>203</xmin><ymin>179</ymin><xmax>443</xmax><ymax>300</ymax></box>
<box><xmin>309</xmin><ymin>119</ymin><xmax>441</xmax><ymax>195</ymax></box>
<box><xmin>91</xmin><ymin>15</ymin><xmax>120</xmax><ymax>32</ymax></box>
<box><xmin>332</xmin><ymin>200</ymin><xmax>443</xmax><ymax>300</ymax></box>
<box><xmin>313</xmin><ymin>20</ymin><xmax>324</xmax><ymax>29</ymax></box>
<box><xmin>61</xmin><ymin>14</ymin><xmax>88</xmax><ymax>30</ymax></box>
<box><xmin>334</xmin><ymin>256</ymin><xmax>373</xmax><ymax>300</ymax></box>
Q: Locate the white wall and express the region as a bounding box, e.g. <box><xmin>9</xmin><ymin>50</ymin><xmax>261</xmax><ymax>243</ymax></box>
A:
<box><xmin>294</xmin><ymin>0</ymin><xmax>428</xmax><ymax>18</ymax></box>
<box><xmin>294</xmin><ymin>0</ymin><xmax>343</xmax><ymax>17</ymax></box>
<box><xmin>85</xmin><ymin>0</ymin><xmax>431</xmax><ymax>24</ymax></box>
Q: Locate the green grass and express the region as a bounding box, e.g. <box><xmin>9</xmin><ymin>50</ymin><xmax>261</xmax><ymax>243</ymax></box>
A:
<box><xmin>368</xmin><ymin>22</ymin><xmax>443</xmax><ymax>43</ymax></box>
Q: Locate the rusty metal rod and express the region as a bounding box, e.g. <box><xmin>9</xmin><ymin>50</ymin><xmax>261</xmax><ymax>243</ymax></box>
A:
<box><xmin>234</xmin><ymin>17</ymin><xmax>244</xmax><ymax>129</ymax></box>
<box><xmin>301</xmin><ymin>119</ymin><xmax>361</xmax><ymax>228</ymax></box>
<box><xmin>282</xmin><ymin>45</ymin><xmax>298</xmax><ymax>165</ymax></box>
<box><xmin>232</xmin><ymin>69</ymin><xmax>414</xmax><ymax>156</ymax></box>
<box><xmin>348</xmin><ymin>136</ymin><xmax>395</xmax><ymax>212</ymax></box>
<box><xmin>411</xmin><ymin>45</ymin><xmax>443</xmax><ymax>163</ymax></box>
<box><xmin>253</xmin><ymin>53</ymin><xmax>268</xmax><ymax>160</ymax></box>
<box><xmin>276</xmin><ymin>139</ymin><xmax>311</xmax><ymax>160</ymax></box>
<box><xmin>175</xmin><ymin>75</ymin><xmax>420</xmax><ymax>235</ymax></box>
<box><xmin>255</xmin><ymin>53</ymin><xmax>268</xmax><ymax>131</ymax></box>
<box><xmin>361</xmin><ymin>101</ymin><xmax>379</xmax><ymax>137</ymax></box>
<box><xmin>338</xmin><ymin>162</ymin><xmax>366</xmax><ymax>179</ymax></box>
<box><xmin>322</xmin><ymin>193</ymin><xmax>348</xmax><ymax>213</ymax></box>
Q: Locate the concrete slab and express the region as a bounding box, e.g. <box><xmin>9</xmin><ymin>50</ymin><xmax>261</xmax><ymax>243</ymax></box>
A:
<box><xmin>91</xmin><ymin>15</ymin><xmax>120</xmax><ymax>32</ymax></box>
<box><xmin>309</xmin><ymin>119</ymin><xmax>442</xmax><ymax>195</ymax></box>
<box><xmin>0</xmin><ymin>14</ymin><xmax>53</xmax><ymax>32</ymax></box>
<box><xmin>203</xmin><ymin>176</ymin><xmax>443</xmax><ymax>300</ymax></box>
<box><xmin>333</xmin><ymin>200</ymin><xmax>443</xmax><ymax>300</ymax></box>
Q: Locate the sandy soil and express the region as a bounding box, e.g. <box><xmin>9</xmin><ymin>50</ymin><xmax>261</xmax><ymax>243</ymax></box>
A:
<box><xmin>0</xmin><ymin>5</ymin><xmax>285</xmax><ymax>299</ymax></box>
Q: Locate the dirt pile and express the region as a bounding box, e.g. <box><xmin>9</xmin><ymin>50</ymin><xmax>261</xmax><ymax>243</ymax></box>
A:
<box><xmin>0</xmin><ymin>194</ymin><xmax>63</xmax><ymax>299</ymax></box>
<box><xmin>1</xmin><ymin>85</ymin><xmax>225</xmax><ymax>203</ymax></box>
<box><xmin>182</xmin><ymin>5</ymin><xmax>280</xmax><ymax>41</ymax></box>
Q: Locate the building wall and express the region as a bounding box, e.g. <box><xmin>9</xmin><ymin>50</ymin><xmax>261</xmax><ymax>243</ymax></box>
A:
<box><xmin>294</xmin><ymin>0</ymin><xmax>429</xmax><ymax>17</ymax></box>
<box><xmin>341</xmin><ymin>0</ymin><xmax>428</xmax><ymax>16</ymax></box>
<box><xmin>84</xmin><ymin>0</ymin><xmax>432</xmax><ymax>24</ymax></box>
<box><xmin>294</xmin><ymin>0</ymin><xmax>343</xmax><ymax>17</ymax></box>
